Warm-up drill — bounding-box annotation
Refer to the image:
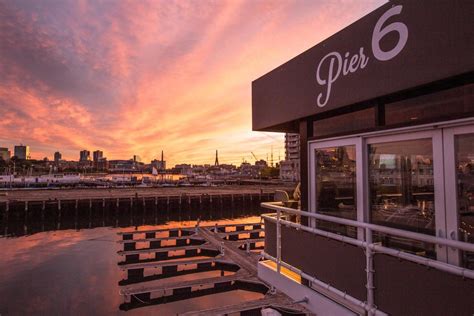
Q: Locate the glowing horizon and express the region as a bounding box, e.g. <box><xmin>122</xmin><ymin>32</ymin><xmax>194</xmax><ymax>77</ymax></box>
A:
<box><xmin>0</xmin><ymin>0</ymin><xmax>385</xmax><ymax>166</ymax></box>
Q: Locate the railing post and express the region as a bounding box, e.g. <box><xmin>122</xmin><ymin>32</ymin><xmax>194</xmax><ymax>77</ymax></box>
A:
<box><xmin>277</xmin><ymin>208</ymin><xmax>281</xmax><ymax>273</ymax></box>
<box><xmin>365</xmin><ymin>227</ymin><xmax>375</xmax><ymax>315</ymax></box>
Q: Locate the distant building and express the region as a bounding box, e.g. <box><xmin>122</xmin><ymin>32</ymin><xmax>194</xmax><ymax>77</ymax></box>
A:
<box><xmin>95</xmin><ymin>158</ymin><xmax>109</xmax><ymax>171</ymax></box>
<box><xmin>54</xmin><ymin>151</ymin><xmax>62</xmax><ymax>163</ymax></box>
<box><xmin>151</xmin><ymin>159</ymin><xmax>166</xmax><ymax>171</ymax></box>
<box><xmin>0</xmin><ymin>147</ymin><xmax>11</xmax><ymax>161</ymax></box>
<box><xmin>280</xmin><ymin>160</ymin><xmax>299</xmax><ymax>182</ymax></box>
<box><xmin>92</xmin><ymin>150</ymin><xmax>106</xmax><ymax>171</ymax></box>
<box><xmin>79</xmin><ymin>150</ymin><xmax>90</xmax><ymax>162</ymax></box>
<box><xmin>109</xmin><ymin>160</ymin><xmax>135</xmax><ymax>172</ymax></box>
<box><xmin>174</xmin><ymin>164</ymin><xmax>192</xmax><ymax>176</ymax></box>
<box><xmin>151</xmin><ymin>150</ymin><xmax>166</xmax><ymax>170</ymax></box>
<box><xmin>280</xmin><ymin>133</ymin><xmax>300</xmax><ymax>181</ymax></box>
<box><xmin>14</xmin><ymin>145</ymin><xmax>30</xmax><ymax>160</ymax></box>
<box><xmin>93</xmin><ymin>150</ymin><xmax>103</xmax><ymax>162</ymax></box>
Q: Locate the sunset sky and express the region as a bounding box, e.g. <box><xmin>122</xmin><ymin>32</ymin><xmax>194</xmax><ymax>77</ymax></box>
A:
<box><xmin>0</xmin><ymin>0</ymin><xmax>385</xmax><ymax>166</ymax></box>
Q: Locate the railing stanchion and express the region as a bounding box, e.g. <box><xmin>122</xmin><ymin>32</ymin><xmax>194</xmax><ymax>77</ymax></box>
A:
<box><xmin>277</xmin><ymin>208</ymin><xmax>281</xmax><ymax>274</ymax></box>
<box><xmin>366</xmin><ymin>227</ymin><xmax>375</xmax><ymax>315</ymax></box>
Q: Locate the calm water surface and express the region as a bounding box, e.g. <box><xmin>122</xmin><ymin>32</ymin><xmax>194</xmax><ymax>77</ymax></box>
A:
<box><xmin>0</xmin><ymin>203</ymin><xmax>264</xmax><ymax>315</ymax></box>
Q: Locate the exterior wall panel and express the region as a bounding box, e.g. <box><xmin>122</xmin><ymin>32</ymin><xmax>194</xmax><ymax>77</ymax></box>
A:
<box><xmin>264</xmin><ymin>218</ymin><xmax>277</xmax><ymax>257</ymax></box>
<box><xmin>264</xmin><ymin>219</ymin><xmax>366</xmax><ymax>301</ymax></box>
<box><xmin>374</xmin><ymin>253</ymin><xmax>474</xmax><ymax>316</ymax></box>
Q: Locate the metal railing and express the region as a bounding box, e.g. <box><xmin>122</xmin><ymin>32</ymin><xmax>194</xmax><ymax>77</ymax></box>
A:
<box><xmin>260</xmin><ymin>202</ymin><xmax>474</xmax><ymax>316</ymax></box>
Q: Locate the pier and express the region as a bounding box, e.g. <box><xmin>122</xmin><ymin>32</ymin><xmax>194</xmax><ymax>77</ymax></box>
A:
<box><xmin>0</xmin><ymin>185</ymin><xmax>295</xmax><ymax>237</ymax></box>
<box><xmin>116</xmin><ymin>222</ymin><xmax>311</xmax><ymax>314</ymax></box>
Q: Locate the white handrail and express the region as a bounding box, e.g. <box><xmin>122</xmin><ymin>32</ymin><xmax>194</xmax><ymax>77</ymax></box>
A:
<box><xmin>262</xmin><ymin>213</ymin><xmax>474</xmax><ymax>279</ymax></box>
<box><xmin>261</xmin><ymin>202</ymin><xmax>474</xmax><ymax>253</ymax></box>
<box><xmin>261</xmin><ymin>201</ymin><xmax>474</xmax><ymax>316</ymax></box>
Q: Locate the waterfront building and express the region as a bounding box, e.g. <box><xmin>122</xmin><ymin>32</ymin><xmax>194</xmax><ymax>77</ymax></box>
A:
<box><xmin>151</xmin><ymin>159</ymin><xmax>166</xmax><ymax>171</ymax></box>
<box><xmin>54</xmin><ymin>151</ymin><xmax>62</xmax><ymax>163</ymax></box>
<box><xmin>79</xmin><ymin>150</ymin><xmax>90</xmax><ymax>162</ymax></box>
<box><xmin>280</xmin><ymin>133</ymin><xmax>300</xmax><ymax>182</ymax></box>
<box><xmin>108</xmin><ymin>160</ymin><xmax>135</xmax><ymax>172</ymax></box>
<box><xmin>93</xmin><ymin>150</ymin><xmax>103</xmax><ymax>162</ymax></box>
<box><xmin>14</xmin><ymin>145</ymin><xmax>30</xmax><ymax>160</ymax></box>
<box><xmin>252</xmin><ymin>1</ymin><xmax>473</xmax><ymax>315</ymax></box>
<box><xmin>0</xmin><ymin>147</ymin><xmax>11</xmax><ymax>161</ymax></box>
<box><xmin>174</xmin><ymin>164</ymin><xmax>192</xmax><ymax>176</ymax></box>
<box><xmin>95</xmin><ymin>158</ymin><xmax>108</xmax><ymax>171</ymax></box>
<box><xmin>151</xmin><ymin>150</ymin><xmax>166</xmax><ymax>170</ymax></box>
<box><xmin>279</xmin><ymin>160</ymin><xmax>298</xmax><ymax>182</ymax></box>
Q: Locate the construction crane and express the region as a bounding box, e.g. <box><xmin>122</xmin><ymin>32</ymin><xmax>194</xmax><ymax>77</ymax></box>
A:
<box><xmin>251</xmin><ymin>152</ymin><xmax>258</xmax><ymax>161</ymax></box>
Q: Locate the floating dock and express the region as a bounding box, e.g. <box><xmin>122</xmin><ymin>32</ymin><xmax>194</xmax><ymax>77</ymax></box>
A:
<box><xmin>116</xmin><ymin>222</ymin><xmax>312</xmax><ymax>315</ymax></box>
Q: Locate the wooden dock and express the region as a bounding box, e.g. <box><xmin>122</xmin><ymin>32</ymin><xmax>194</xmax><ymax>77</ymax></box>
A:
<box><xmin>116</xmin><ymin>221</ymin><xmax>311</xmax><ymax>315</ymax></box>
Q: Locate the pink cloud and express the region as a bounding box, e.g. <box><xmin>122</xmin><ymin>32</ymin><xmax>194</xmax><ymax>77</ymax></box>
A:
<box><xmin>0</xmin><ymin>0</ymin><xmax>386</xmax><ymax>165</ymax></box>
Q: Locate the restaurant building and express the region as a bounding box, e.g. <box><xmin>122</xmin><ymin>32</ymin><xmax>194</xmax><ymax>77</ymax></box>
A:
<box><xmin>252</xmin><ymin>1</ymin><xmax>473</xmax><ymax>315</ymax></box>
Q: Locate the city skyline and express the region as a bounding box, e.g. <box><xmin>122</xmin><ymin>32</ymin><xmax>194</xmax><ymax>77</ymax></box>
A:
<box><xmin>0</xmin><ymin>0</ymin><xmax>385</xmax><ymax>166</ymax></box>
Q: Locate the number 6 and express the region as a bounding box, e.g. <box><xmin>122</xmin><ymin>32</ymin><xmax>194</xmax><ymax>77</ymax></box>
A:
<box><xmin>372</xmin><ymin>5</ymin><xmax>408</xmax><ymax>61</ymax></box>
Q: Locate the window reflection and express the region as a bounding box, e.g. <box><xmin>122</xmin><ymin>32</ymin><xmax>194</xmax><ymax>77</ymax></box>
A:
<box><xmin>315</xmin><ymin>145</ymin><xmax>357</xmax><ymax>237</ymax></box>
<box><xmin>455</xmin><ymin>133</ymin><xmax>474</xmax><ymax>269</ymax></box>
<box><xmin>369</xmin><ymin>139</ymin><xmax>435</xmax><ymax>258</ymax></box>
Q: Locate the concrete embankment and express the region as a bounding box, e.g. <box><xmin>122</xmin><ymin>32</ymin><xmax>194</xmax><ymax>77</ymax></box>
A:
<box><xmin>0</xmin><ymin>184</ymin><xmax>296</xmax><ymax>203</ymax></box>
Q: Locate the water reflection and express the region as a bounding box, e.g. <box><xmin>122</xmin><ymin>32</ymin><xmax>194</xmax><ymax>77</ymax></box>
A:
<box><xmin>0</xmin><ymin>197</ymin><xmax>266</xmax><ymax>315</ymax></box>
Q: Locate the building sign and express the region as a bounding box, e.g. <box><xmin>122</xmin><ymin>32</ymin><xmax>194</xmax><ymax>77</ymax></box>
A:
<box><xmin>316</xmin><ymin>5</ymin><xmax>408</xmax><ymax>108</ymax></box>
<box><xmin>252</xmin><ymin>0</ymin><xmax>474</xmax><ymax>131</ymax></box>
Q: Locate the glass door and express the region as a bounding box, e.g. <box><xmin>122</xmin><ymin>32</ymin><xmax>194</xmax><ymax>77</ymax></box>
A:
<box><xmin>443</xmin><ymin>125</ymin><xmax>474</xmax><ymax>269</ymax></box>
<box><xmin>309</xmin><ymin>137</ymin><xmax>364</xmax><ymax>240</ymax></box>
<box><xmin>366</xmin><ymin>130</ymin><xmax>446</xmax><ymax>261</ymax></box>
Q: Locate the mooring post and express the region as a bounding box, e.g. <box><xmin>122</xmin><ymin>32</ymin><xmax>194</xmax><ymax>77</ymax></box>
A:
<box><xmin>220</xmin><ymin>242</ymin><xmax>225</xmax><ymax>256</ymax></box>
<box><xmin>89</xmin><ymin>199</ymin><xmax>92</xmax><ymax>209</ymax></box>
<box><xmin>154</xmin><ymin>196</ymin><xmax>158</xmax><ymax>206</ymax></box>
<box><xmin>41</xmin><ymin>201</ymin><xmax>45</xmax><ymax>226</ymax></box>
<box><xmin>24</xmin><ymin>201</ymin><xmax>28</xmax><ymax>212</ymax></box>
<box><xmin>3</xmin><ymin>201</ymin><xmax>9</xmax><ymax>236</ymax></box>
<box><xmin>116</xmin><ymin>198</ymin><xmax>119</xmax><ymax>208</ymax></box>
<box><xmin>57</xmin><ymin>200</ymin><xmax>62</xmax><ymax>230</ymax></box>
<box><xmin>102</xmin><ymin>198</ymin><xmax>106</xmax><ymax>209</ymax></box>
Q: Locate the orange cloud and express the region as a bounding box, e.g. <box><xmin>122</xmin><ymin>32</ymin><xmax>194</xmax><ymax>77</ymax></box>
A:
<box><xmin>0</xmin><ymin>0</ymin><xmax>386</xmax><ymax>166</ymax></box>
